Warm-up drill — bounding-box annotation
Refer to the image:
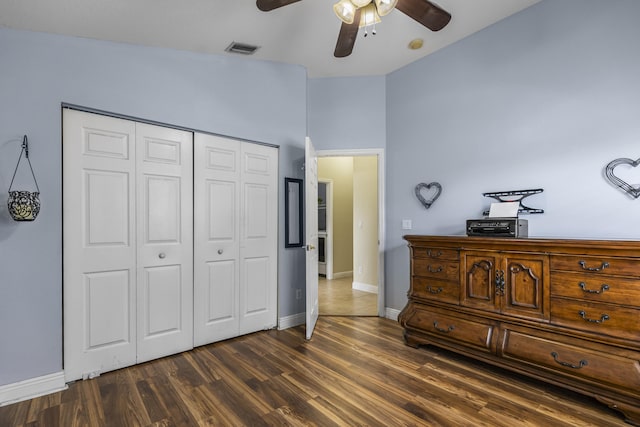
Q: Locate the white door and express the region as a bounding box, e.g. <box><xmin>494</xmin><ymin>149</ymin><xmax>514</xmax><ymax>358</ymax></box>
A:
<box><xmin>193</xmin><ymin>133</ymin><xmax>241</xmax><ymax>345</ymax></box>
<box><xmin>239</xmin><ymin>142</ymin><xmax>278</xmax><ymax>334</ymax></box>
<box><xmin>305</xmin><ymin>137</ymin><xmax>319</xmax><ymax>340</ymax></box>
<box><xmin>135</xmin><ymin>123</ymin><xmax>193</xmax><ymax>363</ymax></box>
<box><xmin>63</xmin><ymin>110</ymin><xmax>194</xmax><ymax>380</ymax></box>
<box><xmin>194</xmin><ymin>134</ymin><xmax>279</xmax><ymax>344</ymax></box>
<box><xmin>63</xmin><ymin>110</ymin><xmax>138</xmax><ymax>381</ymax></box>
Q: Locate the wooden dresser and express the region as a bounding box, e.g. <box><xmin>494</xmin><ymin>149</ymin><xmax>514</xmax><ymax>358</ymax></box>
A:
<box><xmin>399</xmin><ymin>235</ymin><xmax>640</xmax><ymax>425</ymax></box>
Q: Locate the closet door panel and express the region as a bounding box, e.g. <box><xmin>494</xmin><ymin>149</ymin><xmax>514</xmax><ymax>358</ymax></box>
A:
<box><xmin>63</xmin><ymin>110</ymin><xmax>137</xmax><ymax>381</ymax></box>
<box><xmin>84</xmin><ymin>270</ymin><xmax>131</xmax><ymax>349</ymax></box>
<box><xmin>136</xmin><ymin>123</ymin><xmax>193</xmax><ymax>363</ymax></box>
<box><xmin>204</xmin><ymin>260</ymin><xmax>237</xmax><ymax>323</ymax></box>
<box><xmin>239</xmin><ymin>144</ymin><xmax>278</xmax><ymax>334</ymax></box>
<box><xmin>145</xmin><ymin>176</ymin><xmax>181</xmax><ymax>243</ymax></box>
<box><xmin>142</xmin><ymin>265</ymin><xmax>182</xmax><ymax>335</ymax></box>
<box><xmin>243</xmin><ymin>256</ymin><xmax>270</xmax><ymax>313</ymax></box>
<box><xmin>194</xmin><ymin>134</ymin><xmax>241</xmax><ymax>346</ymax></box>
<box><xmin>85</xmin><ymin>171</ymin><xmax>130</xmax><ymax>247</ymax></box>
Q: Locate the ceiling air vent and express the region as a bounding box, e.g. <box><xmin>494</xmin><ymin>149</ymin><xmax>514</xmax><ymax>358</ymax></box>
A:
<box><xmin>225</xmin><ymin>42</ymin><xmax>260</xmax><ymax>55</ymax></box>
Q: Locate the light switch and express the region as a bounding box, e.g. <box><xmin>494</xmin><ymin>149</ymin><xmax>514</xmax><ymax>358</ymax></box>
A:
<box><xmin>402</xmin><ymin>219</ymin><xmax>412</xmax><ymax>230</ymax></box>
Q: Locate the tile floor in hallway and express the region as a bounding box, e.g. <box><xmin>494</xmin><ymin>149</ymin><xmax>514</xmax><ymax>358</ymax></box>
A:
<box><xmin>318</xmin><ymin>275</ymin><xmax>378</xmax><ymax>316</ymax></box>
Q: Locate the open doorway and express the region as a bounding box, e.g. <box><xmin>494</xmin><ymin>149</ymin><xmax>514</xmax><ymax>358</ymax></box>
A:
<box><xmin>316</xmin><ymin>150</ymin><xmax>384</xmax><ymax>316</ymax></box>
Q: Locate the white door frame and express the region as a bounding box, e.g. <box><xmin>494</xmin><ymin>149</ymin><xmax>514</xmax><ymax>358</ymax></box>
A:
<box><xmin>316</xmin><ymin>148</ymin><xmax>386</xmax><ymax>317</ymax></box>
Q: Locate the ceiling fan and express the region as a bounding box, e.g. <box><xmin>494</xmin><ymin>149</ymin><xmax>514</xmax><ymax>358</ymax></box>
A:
<box><xmin>256</xmin><ymin>0</ymin><xmax>451</xmax><ymax>58</ymax></box>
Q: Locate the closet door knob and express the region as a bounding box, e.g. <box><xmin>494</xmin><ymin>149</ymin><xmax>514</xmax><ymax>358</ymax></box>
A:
<box><xmin>218</xmin><ymin>249</ymin><xmax>223</xmax><ymax>255</ymax></box>
<box><xmin>158</xmin><ymin>253</ymin><xmax>166</xmax><ymax>259</ymax></box>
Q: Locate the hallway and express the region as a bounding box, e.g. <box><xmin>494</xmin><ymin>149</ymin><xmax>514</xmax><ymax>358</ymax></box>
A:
<box><xmin>319</xmin><ymin>276</ymin><xmax>377</xmax><ymax>316</ymax></box>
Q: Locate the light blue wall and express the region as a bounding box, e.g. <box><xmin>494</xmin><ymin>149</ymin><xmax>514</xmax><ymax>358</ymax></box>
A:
<box><xmin>0</xmin><ymin>28</ymin><xmax>307</xmax><ymax>386</ymax></box>
<box><xmin>4</xmin><ymin>0</ymin><xmax>640</xmax><ymax>390</ymax></box>
<box><xmin>308</xmin><ymin>76</ymin><xmax>386</xmax><ymax>150</ymax></box>
<box><xmin>385</xmin><ymin>0</ymin><xmax>640</xmax><ymax>310</ymax></box>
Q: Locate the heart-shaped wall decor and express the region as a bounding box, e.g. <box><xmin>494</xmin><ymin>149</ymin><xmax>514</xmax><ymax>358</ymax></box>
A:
<box><xmin>605</xmin><ymin>157</ymin><xmax>640</xmax><ymax>199</ymax></box>
<box><xmin>414</xmin><ymin>182</ymin><xmax>442</xmax><ymax>209</ymax></box>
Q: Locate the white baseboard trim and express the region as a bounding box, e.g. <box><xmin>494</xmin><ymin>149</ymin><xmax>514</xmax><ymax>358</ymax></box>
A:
<box><xmin>352</xmin><ymin>281</ymin><xmax>378</xmax><ymax>294</ymax></box>
<box><xmin>385</xmin><ymin>307</ymin><xmax>401</xmax><ymax>321</ymax></box>
<box><xmin>278</xmin><ymin>312</ymin><xmax>305</xmax><ymax>330</ymax></box>
<box><xmin>0</xmin><ymin>371</ymin><xmax>67</xmax><ymax>407</ymax></box>
<box><xmin>332</xmin><ymin>271</ymin><xmax>353</xmax><ymax>279</ymax></box>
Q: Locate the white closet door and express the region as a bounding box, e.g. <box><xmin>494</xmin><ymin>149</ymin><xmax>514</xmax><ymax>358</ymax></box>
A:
<box><xmin>193</xmin><ymin>133</ymin><xmax>241</xmax><ymax>345</ymax></box>
<box><xmin>239</xmin><ymin>143</ymin><xmax>278</xmax><ymax>334</ymax></box>
<box><xmin>63</xmin><ymin>110</ymin><xmax>137</xmax><ymax>381</ymax></box>
<box><xmin>136</xmin><ymin>123</ymin><xmax>193</xmax><ymax>363</ymax></box>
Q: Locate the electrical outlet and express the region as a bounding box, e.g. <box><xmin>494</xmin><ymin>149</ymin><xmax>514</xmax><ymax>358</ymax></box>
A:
<box><xmin>402</xmin><ymin>219</ymin><xmax>412</xmax><ymax>230</ymax></box>
<box><xmin>296</xmin><ymin>289</ymin><xmax>301</xmax><ymax>300</ymax></box>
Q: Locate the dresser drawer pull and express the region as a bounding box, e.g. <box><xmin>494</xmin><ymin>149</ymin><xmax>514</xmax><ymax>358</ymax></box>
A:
<box><xmin>426</xmin><ymin>286</ymin><xmax>444</xmax><ymax>294</ymax></box>
<box><xmin>550</xmin><ymin>352</ymin><xmax>588</xmax><ymax>369</ymax></box>
<box><xmin>427</xmin><ymin>249</ymin><xmax>443</xmax><ymax>258</ymax></box>
<box><xmin>578</xmin><ymin>310</ymin><xmax>610</xmax><ymax>323</ymax></box>
<box><xmin>427</xmin><ymin>265</ymin><xmax>443</xmax><ymax>273</ymax></box>
<box><xmin>578</xmin><ymin>260</ymin><xmax>609</xmax><ymax>271</ymax></box>
<box><xmin>578</xmin><ymin>282</ymin><xmax>610</xmax><ymax>294</ymax></box>
<box><xmin>433</xmin><ymin>321</ymin><xmax>455</xmax><ymax>333</ymax></box>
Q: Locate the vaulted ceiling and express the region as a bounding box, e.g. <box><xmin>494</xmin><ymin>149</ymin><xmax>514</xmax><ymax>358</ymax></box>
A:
<box><xmin>0</xmin><ymin>0</ymin><xmax>540</xmax><ymax>78</ymax></box>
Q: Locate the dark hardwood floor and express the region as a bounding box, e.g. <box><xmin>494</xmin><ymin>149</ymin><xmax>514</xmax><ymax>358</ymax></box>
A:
<box><xmin>0</xmin><ymin>317</ymin><xmax>627</xmax><ymax>426</ymax></box>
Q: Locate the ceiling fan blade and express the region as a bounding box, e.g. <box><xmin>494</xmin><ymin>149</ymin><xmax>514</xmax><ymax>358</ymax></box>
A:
<box><xmin>334</xmin><ymin>10</ymin><xmax>361</xmax><ymax>58</ymax></box>
<box><xmin>256</xmin><ymin>0</ymin><xmax>302</xmax><ymax>12</ymax></box>
<box><xmin>395</xmin><ymin>0</ymin><xmax>451</xmax><ymax>31</ymax></box>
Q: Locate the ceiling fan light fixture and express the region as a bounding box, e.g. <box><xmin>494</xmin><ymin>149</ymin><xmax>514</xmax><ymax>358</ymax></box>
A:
<box><xmin>351</xmin><ymin>0</ymin><xmax>372</xmax><ymax>7</ymax></box>
<box><xmin>374</xmin><ymin>0</ymin><xmax>397</xmax><ymax>16</ymax></box>
<box><xmin>359</xmin><ymin>3</ymin><xmax>381</xmax><ymax>28</ymax></box>
<box><xmin>333</xmin><ymin>0</ymin><xmax>356</xmax><ymax>24</ymax></box>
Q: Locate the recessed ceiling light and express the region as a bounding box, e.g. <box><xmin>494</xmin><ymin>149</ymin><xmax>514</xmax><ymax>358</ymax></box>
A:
<box><xmin>408</xmin><ymin>38</ymin><xmax>424</xmax><ymax>50</ymax></box>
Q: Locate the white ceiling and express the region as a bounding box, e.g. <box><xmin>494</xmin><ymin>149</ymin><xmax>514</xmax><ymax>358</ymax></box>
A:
<box><xmin>0</xmin><ymin>0</ymin><xmax>540</xmax><ymax>78</ymax></box>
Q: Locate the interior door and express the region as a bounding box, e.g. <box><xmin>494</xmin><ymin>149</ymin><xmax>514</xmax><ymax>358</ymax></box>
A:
<box><xmin>63</xmin><ymin>110</ymin><xmax>138</xmax><ymax>381</ymax></box>
<box><xmin>238</xmin><ymin>142</ymin><xmax>279</xmax><ymax>334</ymax></box>
<box><xmin>135</xmin><ymin>123</ymin><xmax>193</xmax><ymax>363</ymax></box>
<box><xmin>193</xmin><ymin>133</ymin><xmax>241</xmax><ymax>345</ymax></box>
<box><xmin>305</xmin><ymin>137</ymin><xmax>319</xmax><ymax>340</ymax></box>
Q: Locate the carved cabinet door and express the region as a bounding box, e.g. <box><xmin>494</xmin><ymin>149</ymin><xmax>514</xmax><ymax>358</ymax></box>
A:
<box><xmin>462</xmin><ymin>251</ymin><xmax>500</xmax><ymax>311</ymax></box>
<box><xmin>462</xmin><ymin>251</ymin><xmax>549</xmax><ymax>321</ymax></box>
<box><xmin>501</xmin><ymin>253</ymin><xmax>549</xmax><ymax>320</ymax></box>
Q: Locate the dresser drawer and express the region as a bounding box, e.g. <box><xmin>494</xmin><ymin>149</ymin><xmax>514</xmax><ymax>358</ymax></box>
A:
<box><xmin>550</xmin><ymin>255</ymin><xmax>640</xmax><ymax>277</ymax></box>
<box><xmin>551</xmin><ymin>298</ymin><xmax>640</xmax><ymax>342</ymax></box>
<box><xmin>411</xmin><ymin>277</ymin><xmax>459</xmax><ymax>304</ymax></box>
<box><xmin>501</xmin><ymin>329</ymin><xmax>640</xmax><ymax>394</ymax></box>
<box><xmin>403</xmin><ymin>305</ymin><xmax>495</xmax><ymax>352</ymax></box>
<box><xmin>413</xmin><ymin>259</ymin><xmax>459</xmax><ymax>281</ymax></box>
<box><xmin>551</xmin><ymin>271</ymin><xmax>640</xmax><ymax>306</ymax></box>
<box><xmin>412</xmin><ymin>247</ymin><xmax>459</xmax><ymax>261</ymax></box>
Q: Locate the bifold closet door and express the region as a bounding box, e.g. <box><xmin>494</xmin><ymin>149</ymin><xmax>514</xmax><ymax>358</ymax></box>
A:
<box><xmin>238</xmin><ymin>142</ymin><xmax>278</xmax><ymax>335</ymax></box>
<box><xmin>193</xmin><ymin>134</ymin><xmax>241</xmax><ymax>345</ymax></box>
<box><xmin>135</xmin><ymin>123</ymin><xmax>193</xmax><ymax>363</ymax></box>
<box><xmin>63</xmin><ymin>110</ymin><xmax>137</xmax><ymax>381</ymax></box>
<box><xmin>63</xmin><ymin>110</ymin><xmax>193</xmax><ymax>381</ymax></box>
<box><xmin>194</xmin><ymin>133</ymin><xmax>278</xmax><ymax>346</ymax></box>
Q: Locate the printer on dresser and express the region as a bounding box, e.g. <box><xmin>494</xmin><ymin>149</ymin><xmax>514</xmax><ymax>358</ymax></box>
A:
<box><xmin>399</xmin><ymin>235</ymin><xmax>640</xmax><ymax>425</ymax></box>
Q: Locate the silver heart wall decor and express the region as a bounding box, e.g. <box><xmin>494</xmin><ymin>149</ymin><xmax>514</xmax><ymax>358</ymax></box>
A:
<box><xmin>414</xmin><ymin>182</ymin><xmax>442</xmax><ymax>209</ymax></box>
<box><xmin>605</xmin><ymin>157</ymin><xmax>640</xmax><ymax>199</ymax></box>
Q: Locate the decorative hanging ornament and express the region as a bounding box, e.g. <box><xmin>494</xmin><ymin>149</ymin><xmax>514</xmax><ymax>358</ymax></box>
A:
<box><xmin>7</xmin><ymin>135</ymin><xmax>40</xmax><ymax>221</ymax></box>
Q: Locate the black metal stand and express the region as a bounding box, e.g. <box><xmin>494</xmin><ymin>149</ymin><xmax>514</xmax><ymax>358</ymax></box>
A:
<box><xmin>482</xmin><ymin>188</ymin><xmax>544</xmax><ymax>216</ymax></box>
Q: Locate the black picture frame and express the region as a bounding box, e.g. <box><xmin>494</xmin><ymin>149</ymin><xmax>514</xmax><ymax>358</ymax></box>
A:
<box><xmin>284</xmin><ymin>178</ymin><xmax>304</xmax><ymax>248</ymax></box>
